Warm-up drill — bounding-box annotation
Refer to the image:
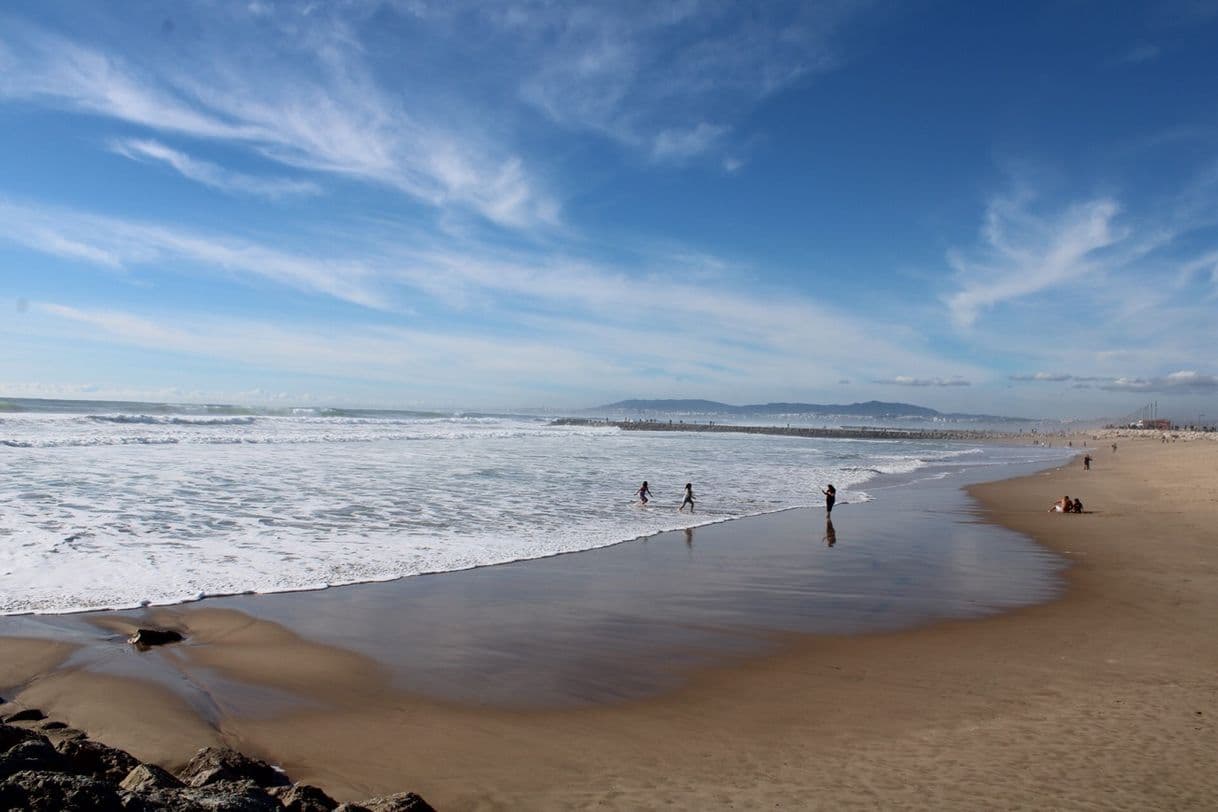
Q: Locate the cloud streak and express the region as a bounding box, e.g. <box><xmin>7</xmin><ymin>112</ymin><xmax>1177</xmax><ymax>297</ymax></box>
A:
<box><xmin>0</xmin><ymin>16</ymin><xmax>555</xmax><ymax>228</ymax></box>
<box><xmin>110</xmin><ymin>139</ymin><xmax>322</xmax><ymax>199</ymax></box>
<box><xmin>945</xmin><ymin>191</ymin><xmax>1126</xmax><ymax>327</ymax></box>
<box><xmin>871</xmin><ymin>376</ymin><xmax>971</xmax><ymax>387</ymax></box>
<box><xmin>0</xmin><ymin>198</ymin><xmax>387</xmax><ymax>309</ymax></box>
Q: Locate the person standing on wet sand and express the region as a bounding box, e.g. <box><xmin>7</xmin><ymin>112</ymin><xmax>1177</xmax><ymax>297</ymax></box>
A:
<box><xmin>636</xmin><ymin>480</ymin><xmax>652</xmax><ymax>505</ymax></box>
<box><xmin>822</xmin><ymin>484</ymin><xmax>836</xmax><ymax>515</ymax></box>
<box><xmin>678</xmin><ymin>482</ymin><xmax>695</xmax><ymax>513</ymax></box>
<box><xmin>1083</xmin><ymin>453</ymin><xmax>1092</xmax><ymax>470</ymax></box>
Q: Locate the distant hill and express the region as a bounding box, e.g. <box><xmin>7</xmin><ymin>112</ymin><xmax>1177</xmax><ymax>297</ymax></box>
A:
<box><xmin>588</xmin><ymin>399</ymin><xmax>1027</xmax><ymax>423</ymax></box>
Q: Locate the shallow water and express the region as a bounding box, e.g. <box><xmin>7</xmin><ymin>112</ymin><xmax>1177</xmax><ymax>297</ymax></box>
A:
<box><xmin>0</xmin><ymin>402</ymin><xmax>1069</xmax><ymax>615</ymax></box>
<box><xmin>1</xmin><ymin>452</ymin><xmax>1072</xmax><ymax>709</ymax></box>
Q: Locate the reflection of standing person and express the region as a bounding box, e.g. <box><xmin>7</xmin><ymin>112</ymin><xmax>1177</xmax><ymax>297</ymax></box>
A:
<box><xmin>823</xmin><ymin>518</ymin><xmax>837</xmax><ymax>547</ymax></box>
<box><xmin>1083</xmin><ymin>454</ymin><xmax>1092</xmax><ymax>470</ymax></box>
<box><xmin>679</xmin><ymin>482</ymin><xmax>695</xmax><ymax>513</ymax></box>
<box><xmin>636</xmin><ymin>480</ymin><xmax>652</xmax><ymax>505</ymax></box>
<box><xmin>822</xmin><ymin>484</ymin><xmax>836</xmax><ymax>515</ymax></box>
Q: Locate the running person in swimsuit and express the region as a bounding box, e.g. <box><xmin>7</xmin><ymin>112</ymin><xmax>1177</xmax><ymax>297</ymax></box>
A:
<box><xmin>637</xmin><ymin>480</ymin><xmax>652</xmax><ymax>505</ymax></box>
<box><xmin>679</xmin><ymin>482</ymin><xmax>695</xmax><ymax>512</ymax></box>
<box><xmin>822</xmin><ymin>484</ymin><xmax>836</xmax><ymax>515</ymax></box>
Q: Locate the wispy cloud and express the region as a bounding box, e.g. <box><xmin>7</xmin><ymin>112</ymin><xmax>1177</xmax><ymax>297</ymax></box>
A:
<box><xmin>0</xmin><ymin>198</ymin><xmax>387</xmax><ymax>309</ymax></box>
<box><xmin>1118</xmin><ymin>42</ymin><xmax>1161</xmax><ymax>65</ymax></box>
<box><xmin>110</xmin><ymin>139</ymin><xmax>322</xmax><ymax>199</ymax></box>
<box><xmin>510</xmin><ymin>1</ymin><xmax>853</xmax><ymax>161</ymax></box>
<box><xmin>0</xmin><ymin>16</ymin><xmax>556</xmax><ymax>228</ymax></box>
<box><xmin>871</xmin><ymin>376</ymin><xmax>971</xmax><ymax>387</ymax></box>
<box><xmin>1009</xmin><ymin>372</ymin><xmax>1072</xmax><ymax>381</ymax></box>
<box><xmin>1098</xmin><ymin>371</ymin><xmax>1218</xmax><ymax>393</ymax></box>
<box><xmin>945</xmin><ymin>190</ymin><xmax>1126</xmax><ymax>327</ymax></box>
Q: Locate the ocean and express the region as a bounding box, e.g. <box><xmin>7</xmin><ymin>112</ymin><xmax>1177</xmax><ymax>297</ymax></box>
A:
<box><xmin>0</xmin><ymin>397</ymin><xmax>1072</xmax><ymax>616</ymax></box>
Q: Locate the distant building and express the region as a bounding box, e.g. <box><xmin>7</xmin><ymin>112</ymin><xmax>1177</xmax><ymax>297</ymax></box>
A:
<box><xmin>1132</xmin><ymin>418</ymin><xmax>1173</xmax><ymax>430</ymax></box>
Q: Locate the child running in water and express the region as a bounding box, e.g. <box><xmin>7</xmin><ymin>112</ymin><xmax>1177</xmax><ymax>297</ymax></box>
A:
<box><xmin>679</xmin><ymin>482</ymin><xmax>695</xmax><ymax>513</ymax></box>
<box><xmin>637</xmin><ymin>480</ymin><xmax>652</xmax><ymax>505</ymax></box>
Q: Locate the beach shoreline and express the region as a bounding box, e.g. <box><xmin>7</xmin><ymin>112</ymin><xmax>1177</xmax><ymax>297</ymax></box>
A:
<box><xmin>3</xmin><ymin>435</ymin><xmax>1217</xmax><ymax>809</ymax></box>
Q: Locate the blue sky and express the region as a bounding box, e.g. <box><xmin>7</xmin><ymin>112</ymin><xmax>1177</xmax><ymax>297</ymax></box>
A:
<box><xmin>1</xmin><ymin>1</ymin><xmax>1217</xmax><ymax>419</ymax></box>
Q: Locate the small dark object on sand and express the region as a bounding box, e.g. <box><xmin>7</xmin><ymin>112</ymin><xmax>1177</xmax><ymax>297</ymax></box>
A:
<box><xmin>2</xmin><ymin>708</ymin><xmax>46</xmax><ymax>723</ymax></box>
<box><xmin>127</xmin><ymin>628</ymin><xmax>184</xmax><ymax>648</ymax></box>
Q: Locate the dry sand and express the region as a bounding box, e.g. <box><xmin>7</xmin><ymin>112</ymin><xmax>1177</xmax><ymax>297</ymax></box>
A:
<box><xmin>3</xmin><ymin>435</ymin><xmax>1216</xmax><ymax>809</ymax></box>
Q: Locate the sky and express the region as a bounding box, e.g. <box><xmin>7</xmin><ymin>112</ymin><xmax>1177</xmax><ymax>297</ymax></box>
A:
<box><xmin>1</xmin><ymin>1</ymin><xmax>1217</xmax><ymax>420</ymax></box>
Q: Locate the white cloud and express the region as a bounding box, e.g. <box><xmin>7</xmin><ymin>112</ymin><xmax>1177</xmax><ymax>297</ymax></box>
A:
<box><xmin>1099</xmin><ymin>371</ymin><xmax>1218</xmax><ymax>393</ymax></box>
<box><xmin>871</xmin><ymin>376</ymin><xmax>971</xmax><ymax>387</ymax></box>
<box><xmin>110</xmin><ymin>139</ymin><xmax>322</xmax><ymax>199</ymax></box>
<box><xmin>652</xmin><ymin>123</ymin><xmax>728</xmax><ymax>162</ymax></box>
<box><xmin>512</xmin><ymin>1</ymin><xmax>851</xmax><ymax>161</ymax></box>
<box><xmin>1120</xmin><ymin>43</ymin><xmax>1161</xmax><ymax>64</ymax></box>
<box><xmin>0</xmin><ymin>18</ymin><xmax>555</xmax><ymax>228</ymax></box>
<box><xmin>1009</xmin><ymin>372</ymin><xmax>1072</xmax><ymax>381</ymax></box>
<box><xmin>0</xmin><ymin>198</ymin><xmax>387</xmax><ymax>309</ymax></box>
<box><xmin>945</xmin><ymin>191</ymin><xmax>1126</xmax><ymax>327</ymax></box>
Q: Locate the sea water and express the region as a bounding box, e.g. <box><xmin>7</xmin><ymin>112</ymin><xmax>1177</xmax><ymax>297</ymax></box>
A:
<box><xmin>0</xmin><ymin>399</ymin><xmax>1071</xmax><ymax>615</ymax></box>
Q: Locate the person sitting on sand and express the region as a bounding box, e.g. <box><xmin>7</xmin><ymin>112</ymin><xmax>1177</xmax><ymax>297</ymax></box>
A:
<box><xmin>822</xmin><ymin>484</ymin><xmax>836</xmax><ymax>515</ymax></box>
<box><xmin>637</xmin><ymin>480</ymin><xmax>652</xmax><ymax>505</ymax></box>
<box><xmin>678</xmin><ymin>482</ymin><xmax>695</xmax><ymax>513</ymax></box>
<box><xmin>1071</xmin><ymin>497</ymin><xmax>1084</xmax><ymax>513</ymax></box>
<box><xmin>1049</xmin><ymin>495</ymin><xmax>1072</xmax><ymax>513</ymax></box>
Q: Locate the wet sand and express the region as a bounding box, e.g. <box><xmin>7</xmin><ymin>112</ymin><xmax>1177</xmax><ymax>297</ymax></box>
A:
<box><xmin>3</xmin><ymin>436</ymin><xmax>1217</xmax><ymax>808</ymax></box>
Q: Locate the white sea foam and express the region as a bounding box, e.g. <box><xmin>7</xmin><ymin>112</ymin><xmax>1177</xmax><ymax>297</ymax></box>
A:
<box><xmin>0</xmin><ymin>410</ymin><xmax>1070</xmax><ymax>615</ymax></box>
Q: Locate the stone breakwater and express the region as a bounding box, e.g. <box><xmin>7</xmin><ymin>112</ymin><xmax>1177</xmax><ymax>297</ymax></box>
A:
<box><xmin>551</xmin><ymin>418</ymin><xmax>1019</xmax><ymax>442</ymax></box>
<box><xmin>0</xmin><ymin>700</ymin><xmax>434</xmax><ymax>811</ymax></box>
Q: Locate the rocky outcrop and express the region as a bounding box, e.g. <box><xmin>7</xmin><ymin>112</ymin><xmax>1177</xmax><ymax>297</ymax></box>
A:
<box><xmin>178</xmin><ymin>746</ymin><xmax>291</xmax><ymax>789</ymax></box>
<box><xmin>120</xmin><ymin>762</ymin><xmax>184</xmax><ymax>793</ymax></box>
<box><xmin>360</xmin><ymin>793</ymin><xmax>436</xmax><ymax>812</ymax></box>
<box><xmin>0</xmin><ymin>770</ymin><xmax>125</xmax><ymax>811</ymax></box>
<box><xmin>55</xmin><ymin>737</ymin><xmax>141</xmax><ymax>782</ymax></box>
<box><xmin>0</xmin><ymin>717</ymin><xmax>436</xmax><ymax>811</ymax></box>
<box><xmin>269</xmin><ymin>782</ymin><xmax>340</xmax><ymax>811</ymax></box>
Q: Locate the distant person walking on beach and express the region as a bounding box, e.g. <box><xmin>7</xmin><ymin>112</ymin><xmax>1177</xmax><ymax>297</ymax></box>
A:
<box><xmin>822</xmin><ymin>484</ymin><xmax>836</xmax><ymax>515</ymax></box>
<box><xmin>678</xmin><ymin>482</ymin><xmax>695</xmax><ymax>513</ymax></box>
<box><xmin>1112</xmin><ymin>443</ymin><xmax>1118</xmax><ymax>453</ymax></box>
<box><xmin>636</xmin><ymin>480</ymin><xmax>652</xmax><ymax>505</ymax></box>
<box><xmin>1083</xmin><ymin>454</ymin><xmax>1092</xmax><ymax>470</ymax></box>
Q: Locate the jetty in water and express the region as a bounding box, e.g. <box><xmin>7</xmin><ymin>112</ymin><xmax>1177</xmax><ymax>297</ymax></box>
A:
<box><xmin>550</xmin><ymin>418</ymin><xmax>1022</xmax><ymax>442</ymax></box>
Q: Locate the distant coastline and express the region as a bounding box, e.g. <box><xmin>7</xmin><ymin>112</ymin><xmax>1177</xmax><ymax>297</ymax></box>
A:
<box><xmin>552</xmin><ymin>417</ymin><xmax>1022</xmax><ymax>442</ymax></box>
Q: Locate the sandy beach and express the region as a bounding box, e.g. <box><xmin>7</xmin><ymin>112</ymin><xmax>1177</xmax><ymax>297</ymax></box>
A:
<box><xmin>3</xmin><ymin>434</ymin><xmax>1217</xmax><ymax>809</ymax></box>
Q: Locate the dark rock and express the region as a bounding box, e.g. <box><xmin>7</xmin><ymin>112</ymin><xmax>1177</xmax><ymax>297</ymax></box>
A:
<box><xmin>270</xmin><ymin>782</ymin><xmax>339</xmax><ymax>811</ymax></box>
<box><xmin>0</xmin><ymin>722</ymin><xmax>45</xmax><ymax>753</ymax></box>
<box><xmin>55</xmin><ymin>737</ymin><xmax>141</xmax><ymax>782</ymax></box>
<box><xmin>38</xmin><ymin>721</ymin><xmax>69</xmax><ymax>731</ymax></box>
<box><xmin>43</xmin><ymin>726</ymin><xmax>88</xmax><ymax>744</ymax></box>
<box><xmin>333</xmin><ymin>805</ymin><xmax>373</xmax><ymax>812</ymax></box>
<box><xmin>0</xmin><ymin>769</ymin><xmax>125</xmax><ymax>811</ymax></box>
<box><xmin>140</xmin><ymin>779</ymin><xmax>283</xmax><ymax>811</ymax></box>
<box><xmin>129</xmin><ymin>628</ymin><xmax>185</xmax><ymax>648</ymax></box>
<box><xmin>177</xmin><ymin>747</ymin><xmax>290</xmax><ymax>789</ymax></box>
<box><xmin>0</xmin><ymin>739</ymin><xmax>65</xmax><ymax>780</ymax></box>
<box><xmin>2</xmin><ymin>707</ymin><xmax>46</xmax><ymax>723</ymax></box>
<box><xmin>360</xmin><ymin>792</ymin><xmax>436</xmax><ymax>812</ymax></box>
<box><xmin>121</xmin><ymin>762</ymin><xmax>185</xmax><ymax>793</ymax></box>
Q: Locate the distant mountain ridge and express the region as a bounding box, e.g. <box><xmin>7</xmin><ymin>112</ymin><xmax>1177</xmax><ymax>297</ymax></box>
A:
<box><xmin>588</xmin><ymin>399</ymin><xmax>1027</xmax><ymax>422</ymax></box>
